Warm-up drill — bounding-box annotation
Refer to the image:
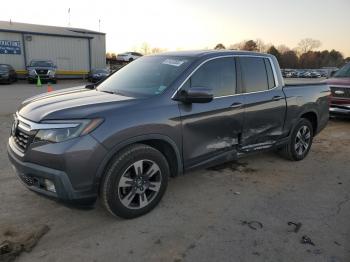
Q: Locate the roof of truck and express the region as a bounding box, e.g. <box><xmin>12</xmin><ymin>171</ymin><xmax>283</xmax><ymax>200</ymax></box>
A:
<box><xmin>153</xmin><ymin>50</ymin><xmax>273</xmax><ymax>58</ymax></box>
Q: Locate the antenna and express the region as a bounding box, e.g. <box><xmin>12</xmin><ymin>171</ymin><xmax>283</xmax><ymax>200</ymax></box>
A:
<box><xmin>68</xmin><ymin>8</ymin><xmax>71</xmax><ymax>26</ymax></box>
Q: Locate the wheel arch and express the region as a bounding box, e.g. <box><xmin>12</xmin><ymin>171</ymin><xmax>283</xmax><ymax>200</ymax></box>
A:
<box><xmin>95</xmin><ymin>134</ymin><xmax>183</xmax><ymax>188</ymax></box>
<box><xmin>299</xmin><ymin>110</ymin><xmax>318</xmax><ymax>135</ymax></box>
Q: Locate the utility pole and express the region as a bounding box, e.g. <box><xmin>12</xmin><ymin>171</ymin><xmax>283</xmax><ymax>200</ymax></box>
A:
<box><xmin>99</xmin><ymin>19</ymin><xmax>101</xmax><ymax>32</ymax></box>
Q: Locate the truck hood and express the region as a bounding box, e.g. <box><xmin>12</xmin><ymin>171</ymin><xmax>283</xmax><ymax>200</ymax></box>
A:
<box><xmin>18</xmin><ymin>86</ymin><xmax>136</xmax><ymax>122</ymax></box>
<box><xmin>324</xmin><ymin>77</ymin><xmax>350</xmax><ymax>86</ymax></box>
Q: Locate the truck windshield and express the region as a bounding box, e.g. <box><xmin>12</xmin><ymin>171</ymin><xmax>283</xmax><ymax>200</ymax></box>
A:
<box><xmin>97</xmin><ymin>56</ymin><xmax>193</xmax><ymax>97</ymax></box>
<box><xmin>333</xmin><ymin>63</ymin><xmax>350</xmax><ymax>78</ymax></box>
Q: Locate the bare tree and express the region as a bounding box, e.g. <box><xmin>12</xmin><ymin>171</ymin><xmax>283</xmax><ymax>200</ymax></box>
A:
<box><xmin>297</xmin><ymin>38</ymin><xmax>321</xmax><ymax>54</ymax></box>
<box><xmin>140</xmin><ymin>42</ymin><xmax>151</xmax><ymax>55</ymax></box>
<box><xmin>255</xmin><ymin>39</ymin><xmax>270</xmax><ymax>53</ymax></box>
<box><xmin>277</xmin><ymin>44</ymin><xmax>290</xmax><ymax>54</ymax></box>
<box><xmin>151</xmin><ymin>47</ymin><xmax>167</xmax><ymax>54</ymax></box>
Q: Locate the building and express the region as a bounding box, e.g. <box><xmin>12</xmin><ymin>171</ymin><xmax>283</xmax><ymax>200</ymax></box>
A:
<box><xmin>0</xmin><ymin>21</ymin><xmax>106</xmax><ymax>78</ymax></box>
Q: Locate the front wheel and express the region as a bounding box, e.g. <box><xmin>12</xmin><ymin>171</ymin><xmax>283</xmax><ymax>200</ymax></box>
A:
<box><xmin>279</xmin><ymin>118</ymin><xmax>314</xmax><ymax>161</ymax></box>
<box><xmin>100</xmin><ymin>144</ymin><xmax>169</xmax><ymax>219</ymax></box>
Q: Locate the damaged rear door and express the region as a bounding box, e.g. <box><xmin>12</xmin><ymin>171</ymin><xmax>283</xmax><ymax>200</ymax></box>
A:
<box><xmin>238</xmin><ymin>56</ymin><xmax>286</xmax><ymax>149</ymax></box>
<box><xmin>177</xmin><ymin>57</ymin><xmax>244</xmax><ymax>170</ymax></box>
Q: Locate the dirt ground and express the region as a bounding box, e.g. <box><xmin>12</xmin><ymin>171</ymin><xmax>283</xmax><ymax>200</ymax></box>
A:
<box><xmin>0</xmin><ymin>81</ymin><xmax>349</xmax><ymax>262</ymax></box>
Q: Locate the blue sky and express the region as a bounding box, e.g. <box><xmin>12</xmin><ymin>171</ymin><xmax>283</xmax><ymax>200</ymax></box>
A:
<box><xmin>1</xmin><ymin>0</ymin><xmax>349</xmax><ymax>56</ymax></box>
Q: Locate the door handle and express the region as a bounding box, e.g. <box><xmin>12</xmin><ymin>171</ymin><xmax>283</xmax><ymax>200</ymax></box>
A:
<box><xmin>230</xmin><ymin>102</ymin><xmax>243</xmax><ymax>109</ymax></box>
<box><xmin>272</xmin><ymin>96</ymin><xmax>283</xmax><ymax>101</ymax></box>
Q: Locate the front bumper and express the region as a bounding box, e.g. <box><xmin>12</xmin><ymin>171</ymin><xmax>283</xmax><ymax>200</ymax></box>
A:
<box><xmin>28</xmin><ymin>75</ymin><xmax>56</xmax><ymax>81</ymax></box>
<box><xmin>7</xmin><ymin>134</ymin><xmax>107</xmax><ymax>205</ymax></box>
<box><xmin>330</xmin><ymin>105</ymin><xmax>350</xmax><ymax>115</ymax></box>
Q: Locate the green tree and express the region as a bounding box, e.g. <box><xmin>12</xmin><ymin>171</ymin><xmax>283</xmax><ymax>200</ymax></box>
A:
<box><xmin>267</xmin><ymin>46</ymin><xmax>281</xmax><ymax>62</ymax></box>
<box><xmin>281</xmin><ymin>50</ymin><xmax>299</xmax><ymax>68</ymax></box>
<box><xmin>214</xmin><ymin>43</ymin><xmax>226</xmax><ymax>50</ymax></box>
<box><xmin>242</xmin><ymin>40</ymin><xmax>258</xmax><ymax>51</ymax></box>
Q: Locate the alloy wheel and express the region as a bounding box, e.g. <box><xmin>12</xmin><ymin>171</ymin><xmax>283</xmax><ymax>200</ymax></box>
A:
<box><xmin>118</xmin><ymin>159</ymin><xmax>162</xmax><ymax>209</ymax></box>
<box><xmin>294</xmin><ymin>125</ymin><xmax>311</xmax><ymax>156</ymax></box>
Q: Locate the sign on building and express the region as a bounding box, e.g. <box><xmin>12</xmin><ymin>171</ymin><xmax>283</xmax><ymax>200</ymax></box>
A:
<box><xmin>0</xmin><ymin>40</ymin><xmax>21</xmax><ymax>55</ymax></box>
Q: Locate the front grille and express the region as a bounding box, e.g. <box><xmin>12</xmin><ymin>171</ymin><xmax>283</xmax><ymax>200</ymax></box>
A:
<box><xmin>35</xmin><ymin>69</ymin><xmax>48</xmax><ymax>75</ymax></box>
<box><xmin>13</xmin><ymin>129</ymin><xmax>32</xmax><ymax>151</ymax></box>
<box><xmin>19</xmin><ymin>174</ymin><xmax>35</xmax><ymax>186</ymax></box>
<box><xmin>330</xmin><ymin>86</ymin><xmax>350</xmax><ymax>98</ymax></box>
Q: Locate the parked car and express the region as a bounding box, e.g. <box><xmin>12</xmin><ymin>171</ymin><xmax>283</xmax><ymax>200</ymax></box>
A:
<box><xmin>27</xmin><ymin>60</ymin><xmax>57</xmax><ymax>84</ymax></box>
<box><xmin>325</xmin><ymin>62</ymin><xmax>350</xmax><ymax>115</ymax></box>
<box><xmin>8</xmin><ymin>51</ymin><xmax>330</xmax><ymax>219</ymax></box>
<box><xmin>116</xmin><ymin>52</ymin><xmax>143</xmax><ymax>62</ymax></box>
<box><xmin>88</xmin><ymin>68</ymin><xmax>111</xmax><ymax>83</ymax></box>
<box><xmin>0</xmin><ymin>64</ymin><xmax>17</xmax><ymax>84</ymax></box>
<box><xmin>310</xmin><ymin>71</ymin><xmax>321</xmax><ymax>78</ymax></box>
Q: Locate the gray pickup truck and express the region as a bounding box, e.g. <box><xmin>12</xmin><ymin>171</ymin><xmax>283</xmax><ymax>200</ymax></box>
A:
<box><xmin>8</xmin><ymin>51</ymin><xmax>330</xmax><ymax>218</ymax></box>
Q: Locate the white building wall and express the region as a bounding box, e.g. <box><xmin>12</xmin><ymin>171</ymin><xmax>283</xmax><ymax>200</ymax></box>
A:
<box><xmin>90</xmin><ymin>34</ymin><xmax>106</xmax><ymax>69</ymax></box>
<box><xmin>24</xmin><ymin>34</ymin><xmax>90</xmax><ymax>72</ymax></box>
<box><xmin>0</xmin><ymin>32</ymin><xmax>25</xmax><ymax>70</ymax></box>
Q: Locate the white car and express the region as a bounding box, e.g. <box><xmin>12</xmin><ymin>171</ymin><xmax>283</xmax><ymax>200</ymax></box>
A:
<box><xmin>116</xmin><ymin>52</ymin><xmax>143</xmax><ymax>62</ymax></box>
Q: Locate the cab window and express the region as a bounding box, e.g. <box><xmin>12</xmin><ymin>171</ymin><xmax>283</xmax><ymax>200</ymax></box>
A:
<box><xmin>188</xmin><ymin>57</ymin><xmax>236</xmax><ymax>97</ymax></box>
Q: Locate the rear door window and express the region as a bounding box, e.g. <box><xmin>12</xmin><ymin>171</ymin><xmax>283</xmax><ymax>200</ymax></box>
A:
<box><xmin>189</xmin><ymin>57</ymin><xmax>237</xmax><ymax>97</ymax></box>
<box><xmin>240</xmin><ymin>57</ymin><xmax>269</xmax><ymax>93</ymax></box>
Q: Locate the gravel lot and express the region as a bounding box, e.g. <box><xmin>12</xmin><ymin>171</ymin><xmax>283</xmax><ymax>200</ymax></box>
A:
<box><xmin>0</xmin><ymin>80</ymin><xmax>349</xmax><ymax>262</ymax></box>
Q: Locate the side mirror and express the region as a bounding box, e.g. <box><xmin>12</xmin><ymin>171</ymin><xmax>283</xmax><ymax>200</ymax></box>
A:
<box><xmin>85</xmin><ymin>84</ymin><xmax>95</xmax><ymax>89</ymax></box>
<box><xmin>329</xmin><ymin>71</ymin><xmax>337</xmax><ymax>78</ymax></box>
<box><xmin>174</xmin><ymin>87</ymin><xmax>213</xmax><ymax>104</ymax></box>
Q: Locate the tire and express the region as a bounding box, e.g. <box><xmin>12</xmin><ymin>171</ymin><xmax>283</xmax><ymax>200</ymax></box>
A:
<box><xmin>279</xmin><ymin>118</ymin><xmax>314</xmax><ymax>161</ymax></box>
<box><xmin>128</xmin><ymin>58</ymin><xmax>134</xmax><ymax>62</ymax></box>
<box><xmin>100</xmin><ymin>144</ymin><xmax>169</xmax><ymax>219</ymax></box>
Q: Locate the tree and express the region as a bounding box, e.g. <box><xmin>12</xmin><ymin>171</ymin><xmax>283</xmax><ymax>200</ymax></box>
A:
<box><xmin>277</xmin><ymin>44</ymin><xmax>290</xmax><ymax>54</ymax></box>
<box><xmin>214</xmin><ymin>43</ymin><xmax>226</xmax><ymax>50</ymax></box>
<box><xmin>345</xmin><ymin>57</ymin><xmax>350</xmax><ymax>63</ymax></box>
<box><xmin>140</xmin><ymin>42</ymin><xmax>151</xmax><ymax>55</ymax></box>
<box><xmin>111</xmin><ymin>53</ymin><xmax>117</xmax><ymax>59</ymax></box>
<box><xmin>297</xmin><ymin>38</ymin><xmax>321</xmax><ymax>54</ymax></box>
<box><xmin>106</xmin><ymin>52</ymin><xmax>112</xmax><ymax>59</ymax></box>
<box><xmin>281</xmin><ymin>50</ymin><xmax>299</xmax><ymax>68</ymax></box>
<box><xmin>229</xmin><ymin>41</ymin><xmax>245</xmax><ymax>50</ymax></box>
<box><xmin>328</xmin><ymin>49</ymin><xmax>344</xmax><ymax>67</ymax></box>
<box><xmin>151</xmin><ymin>47</ymin><xmax>166</xmax><ymax>54</ymax></box>
<box><xmin>267</xmin><ymin>46</ymin><xmax>281</xmax><ymax>62</ymax></box>
<box><xmin>255</xmin><ymin>39</ymin><xmax>269</xmax><ymax>53</ymax></box>
<box><xmin>242</xmin><ymin>40</ymin><xmax>258</xmax><ymax>51</ymax></box>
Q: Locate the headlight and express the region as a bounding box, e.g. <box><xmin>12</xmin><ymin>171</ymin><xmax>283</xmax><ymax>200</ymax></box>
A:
<box><xmin>48</xmin><ymin>70</ymin><xmax>56</xmax><ymax>76</ymax></box>
<box><xmin>34</xmin><ymin>118</ymin><xmax>103</xmax><ymax>143</ymax></box>
<box><xmin>29</xmin><ymin>69</ymin><xmax>36</xmax><ymax>75</ymax></box>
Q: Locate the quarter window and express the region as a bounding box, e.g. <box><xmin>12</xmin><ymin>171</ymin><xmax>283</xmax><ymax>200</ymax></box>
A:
<box><xmin>240</xmin><ymin>57</ymin><xmax>269</xmax><ymax>93</ymax></box>
<box><xmin>189</xmin><ymin>58</ymin><xmax>236</xmax><ymax>97</ymax></box>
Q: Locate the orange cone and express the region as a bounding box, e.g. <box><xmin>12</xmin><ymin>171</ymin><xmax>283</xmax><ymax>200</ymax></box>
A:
<box><xmin>47</xmin><ymin>83</ymin><xmax>53</xmax><ymax>92</ymax></box>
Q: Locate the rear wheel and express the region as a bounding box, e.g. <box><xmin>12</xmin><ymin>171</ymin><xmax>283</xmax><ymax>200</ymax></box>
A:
<box><xmin>279</xmin><ymin>118</ymin><xmax>314</xmax><ymax>161</ymax></box>
<box><xmin>100</xmin><ymin>144</ymin><xmax>169</xmax><ymax>219</ymax></box>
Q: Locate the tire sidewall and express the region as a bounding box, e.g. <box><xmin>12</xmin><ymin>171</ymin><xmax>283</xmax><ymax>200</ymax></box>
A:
<box><xmin>102</xmin><ymin>145</ymin><xmax>169</xmax><ymax>219</ymax></box>
<box><xmin>290</xmin><ymin>119</ymin><xmax>314</xmax><ymax>160</ymax></box>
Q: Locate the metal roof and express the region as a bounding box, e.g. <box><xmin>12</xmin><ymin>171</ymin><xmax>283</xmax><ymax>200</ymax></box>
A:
<box><xmin>0</xmin><ymin>21</ymin><xmax>105</xmax><ymax>39</ymax></box>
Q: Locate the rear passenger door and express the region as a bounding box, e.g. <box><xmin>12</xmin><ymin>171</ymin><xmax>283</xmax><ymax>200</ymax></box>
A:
<box><xmin>178</xmin><ymin>57</ymin><xmax>244</xmax><ymax>169</ymax></box>
<box><xmin>238</xmin><ymin>56</ymin><xmax>286</xmax><ymax>148</ymax></box>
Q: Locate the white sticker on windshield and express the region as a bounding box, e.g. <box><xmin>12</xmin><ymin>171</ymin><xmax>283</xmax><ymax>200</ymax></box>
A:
<box><xmin>162</xmin><ymin>59</ymin><xmax>187</xmax><ymax>67</ymax></box>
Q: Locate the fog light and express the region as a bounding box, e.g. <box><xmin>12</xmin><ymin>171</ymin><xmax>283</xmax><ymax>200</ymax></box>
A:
<box><xmin>44</xmin><ymin>179</ymin><xmax>56</xmax><ymax>193</ymax></box>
